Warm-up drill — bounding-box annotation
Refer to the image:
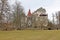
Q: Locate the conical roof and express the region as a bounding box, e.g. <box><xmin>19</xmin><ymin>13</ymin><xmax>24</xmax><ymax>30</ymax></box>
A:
<box><xmin>27</xmin><ymin>9</ymin><xmax>32</xmax><ymax>16</ymax></box>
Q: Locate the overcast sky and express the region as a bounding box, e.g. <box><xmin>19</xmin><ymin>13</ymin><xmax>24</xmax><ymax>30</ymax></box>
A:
<box><xmin>10</xmin><ymin>0</ymin><xmax>60</xmax><ymax>20</ymax></box>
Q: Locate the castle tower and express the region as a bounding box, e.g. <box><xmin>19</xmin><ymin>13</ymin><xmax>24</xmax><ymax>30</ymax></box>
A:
<box><xmin>27</xmin><ymin>9</ymin><xmax>32</xmax><ymax>17</ymax></box>
<box><xmin>27</xmin><ymin>9</ymin><xmax>32</xmax><ymax>28</ymax></box>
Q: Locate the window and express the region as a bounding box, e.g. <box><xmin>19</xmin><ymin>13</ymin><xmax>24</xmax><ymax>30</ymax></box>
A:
<box><xmin>36</xmin><ymin>18</ymin><xmax>38</xmax><ymax>21</ymax></box>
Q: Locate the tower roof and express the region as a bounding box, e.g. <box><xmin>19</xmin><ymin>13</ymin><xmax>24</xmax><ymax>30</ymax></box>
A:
<box><xmin>27</xmin><ymin>9</ymin><xmax>32</xmax><ymax>16</ymax></box>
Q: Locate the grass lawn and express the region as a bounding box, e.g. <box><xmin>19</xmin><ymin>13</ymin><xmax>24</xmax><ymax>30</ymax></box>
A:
<box><xmin>0</xmin><ymin>30</ymin><xmax>60</xmax><ymax>40</ymax></box>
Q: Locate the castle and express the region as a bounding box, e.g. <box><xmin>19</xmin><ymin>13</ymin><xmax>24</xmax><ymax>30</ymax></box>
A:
<box><xmin>20</xmin><ymin>7</ymin><xmax>48</xmax><ymax>30</ymax></box>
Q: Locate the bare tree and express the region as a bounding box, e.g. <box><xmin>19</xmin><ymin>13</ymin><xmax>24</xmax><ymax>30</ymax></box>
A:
<box><xmin>56</xmin><ymin>11</ymin><xmax>60</xmax><ymax>29</ymax></box>
<box><xmin>0</xmin><ymin>0</ymin><xmax>11</xmax><ymax>22</ymax></box>
<box><xmin>12</xmin><ymin>0</ymin><xmax>24</xmax><ymax>30</ymax></box>
<box><xmin>0</xmin><ymin>0</ymin><xmax>12</xmax><ymax>30</ymax></box>
<box><xmin>52</xmin><ymin>13</ymin><xmax>55</xmax><ymax>24</ymax></box>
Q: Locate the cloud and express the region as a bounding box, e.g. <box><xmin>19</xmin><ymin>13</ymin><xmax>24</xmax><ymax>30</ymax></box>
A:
<box><xmin>18</xmin><ymin>0</ymin><xmax>60</xmax><ymax>20</ymax></box>
<box><xmin>43</xmin><ymin>0</ymin><xmax>60</xmax><ymax>20</ymax></box>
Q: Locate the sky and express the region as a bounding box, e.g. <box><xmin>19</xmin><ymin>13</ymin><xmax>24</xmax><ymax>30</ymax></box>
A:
<box><xmin>10</xmin><ymin>0</ymin><xmax>60</xmax><ymax>21</ymax></box>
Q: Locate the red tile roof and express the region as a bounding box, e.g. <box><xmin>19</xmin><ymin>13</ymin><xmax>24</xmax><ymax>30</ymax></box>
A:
<box><xmin>27</xmin><ymin>9</ymin><xmax>31</xmax><ymax>16</ymax></box>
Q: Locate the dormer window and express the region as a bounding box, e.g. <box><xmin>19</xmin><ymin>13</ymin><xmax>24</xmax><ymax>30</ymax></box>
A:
<box><xmin>40</xmin><ymin>14</ymin><xmax>47</xmax><ymax>16</ymax></box>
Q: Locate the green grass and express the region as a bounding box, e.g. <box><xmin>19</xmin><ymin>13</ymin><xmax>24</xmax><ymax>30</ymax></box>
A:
<box><xmin>0</xmin><ymin>30</ymin><xmax>60</xmax><ymax>40</ymax></box>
